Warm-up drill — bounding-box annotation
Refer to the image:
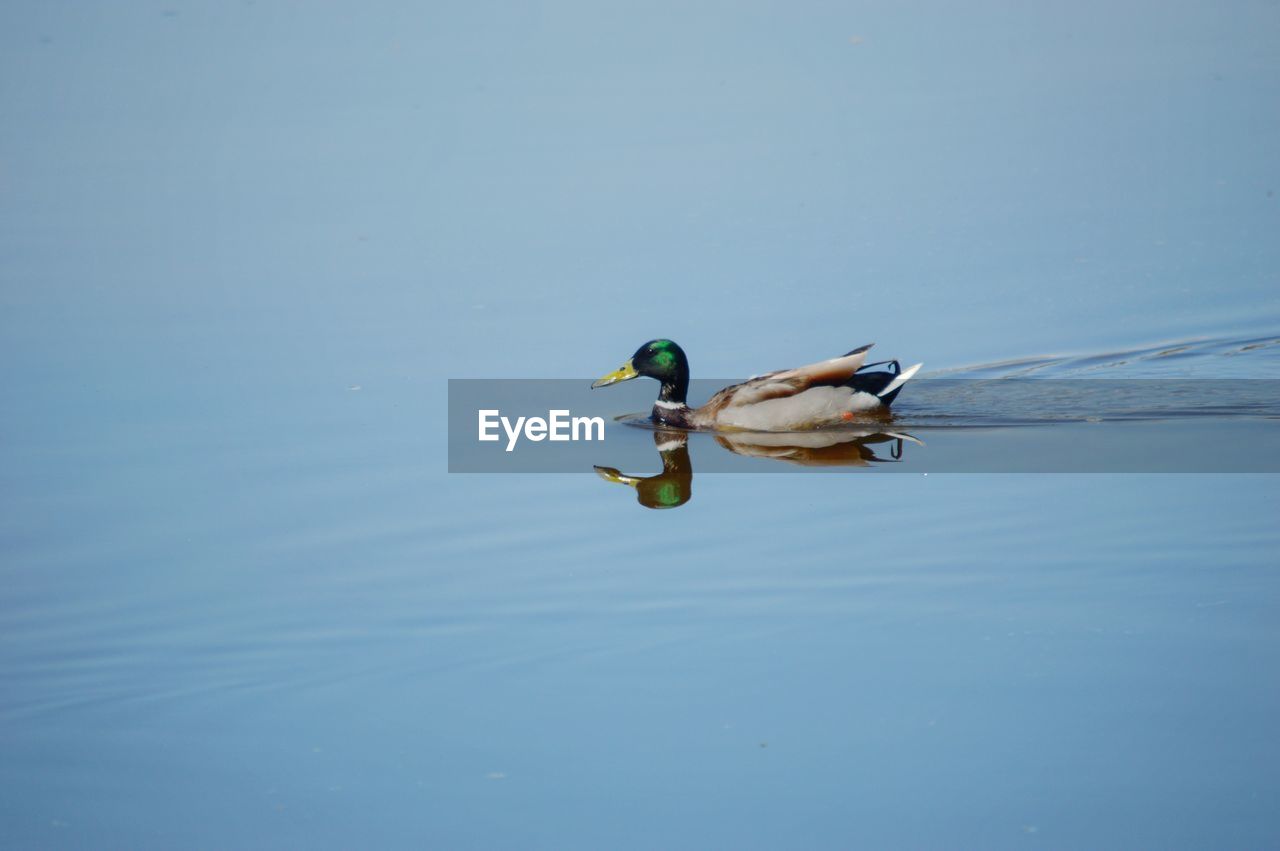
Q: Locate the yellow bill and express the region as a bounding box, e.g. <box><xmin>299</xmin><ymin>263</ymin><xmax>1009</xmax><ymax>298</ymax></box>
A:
<box><xmin>591</xmin><ymin>360</ymin><xmax>638</xmax><ymax>388</ymax></box>
<box><xmin>593</xmin><ymin>465</ymin><xmax>641</xmax><ymax>486</ymax></box>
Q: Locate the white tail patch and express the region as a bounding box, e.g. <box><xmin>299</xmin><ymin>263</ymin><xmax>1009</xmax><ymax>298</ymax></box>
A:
<box><xmin>877</xmin><ymin>362</ymin><xmax>922</xmax><ymax>398</ymax></box>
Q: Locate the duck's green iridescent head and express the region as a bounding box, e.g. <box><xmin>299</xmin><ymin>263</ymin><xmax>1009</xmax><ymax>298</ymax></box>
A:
<box><xmin>630</xmin><ymin>339</ymin><xmax>687</xmax><ymax>382</ymax></box>
<box><xmin>591</xmin><ymin>339</ymin><xmax>688</xmax><ymax>388</ymax></box>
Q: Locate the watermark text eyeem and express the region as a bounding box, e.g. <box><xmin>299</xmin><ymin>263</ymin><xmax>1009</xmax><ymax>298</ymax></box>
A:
<box><xmin>478</xmin><ymin>409</ymin><xmax>606</xmax><ymax>451</ymax></box>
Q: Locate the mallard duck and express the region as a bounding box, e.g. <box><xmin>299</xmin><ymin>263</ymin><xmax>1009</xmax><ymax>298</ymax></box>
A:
<box><xmin>591</xmin><ymin>339</ymin><xmax>921</xmax><ymax>431</ymax></box>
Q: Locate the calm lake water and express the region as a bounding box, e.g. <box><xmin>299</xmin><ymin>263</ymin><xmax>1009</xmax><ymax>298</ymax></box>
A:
<box><xmin>3</xmin><ymin>3</ymin><xmax>1279</xmax><ymax>849</ymax></box>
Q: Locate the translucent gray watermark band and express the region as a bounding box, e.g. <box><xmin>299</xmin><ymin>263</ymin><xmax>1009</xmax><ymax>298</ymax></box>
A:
<box><xmin>448</xmin><ymin>379</ymin><xmax>1280</xmax><ymax>473</ymax></box>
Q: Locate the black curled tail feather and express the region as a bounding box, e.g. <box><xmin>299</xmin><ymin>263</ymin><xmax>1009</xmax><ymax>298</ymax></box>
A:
<box><xmin>847</xmin><ymin>370</ymin><xmax>895</xmax><ymax>396</ymax></box>
<box><xmin>847</xmin><ymin>360</ymin><xmax>906</xmax><ymax>405</ymax></box>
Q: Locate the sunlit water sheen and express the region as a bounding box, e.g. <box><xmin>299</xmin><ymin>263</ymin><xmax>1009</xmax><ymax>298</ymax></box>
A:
<box><xmin>3</xmin><ymin>2</ymin><xmax>1280</xmax><ymax>848</ymax></box>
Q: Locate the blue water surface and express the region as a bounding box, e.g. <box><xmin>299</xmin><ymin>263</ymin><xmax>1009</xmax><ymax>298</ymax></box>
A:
<box><xmin>2</xmin><ymin>2</ymin><xmax>1278</xmax><ymax>848</ymax></box>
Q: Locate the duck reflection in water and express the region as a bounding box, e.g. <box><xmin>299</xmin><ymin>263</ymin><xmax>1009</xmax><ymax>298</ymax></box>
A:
<box><xmin>594</xmin><ymin>428</ymin><xmax>920</xmax><ymax>509</ymax></box>
<box><xmin>715</xmin><ymin>428</ymin><xmax>920</xmax><ymax>466</ymax></box>
<box><xmin>594</xmin><ymin>430</ymin><xmax>694</xmax><ymax>510</ymax></box>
